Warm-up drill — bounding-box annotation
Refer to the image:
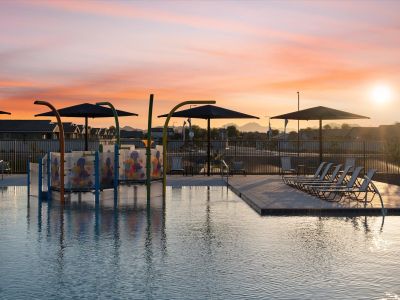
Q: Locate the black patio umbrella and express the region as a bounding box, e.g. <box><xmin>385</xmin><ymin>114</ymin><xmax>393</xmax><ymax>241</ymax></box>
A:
<box><xmin>271</xmin><ymin>106</ymin><xmax>369</xmax><ymax>163</ymax></box>
<box><xmin>35</xmin><ymin>103</ymin><xmax>137</xmax><ymax>150</ymax></box>
<box><xmin>158</xmin><ymin>104</ymin><xmax>259</xmax><ymax>176</ymax></box>
<box><xmin>0</xmin><ymin>111</ymin><xmax>11</xmax><ymax>115</ymax></box>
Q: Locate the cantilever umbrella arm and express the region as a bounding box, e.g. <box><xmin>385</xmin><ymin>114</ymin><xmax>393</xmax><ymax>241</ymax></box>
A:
<box><xmin>34</xmin><ymin>100</ymin><xmax>65</xmax><ymax>204</ymax></box>
<box><xmin>162</xmin><ymin>100</ymin><xmax>216</xmax><ymax>193</ymax></box>
<box><xmin>96</xmin><ymin>102</ymin><xmax>120</xmax><ymax>146</ymax></box>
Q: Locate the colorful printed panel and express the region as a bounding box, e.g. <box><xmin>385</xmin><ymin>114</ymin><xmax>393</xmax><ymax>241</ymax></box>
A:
<box><xmin>65</xmin><ymin>152</ymin><xmax>94</xmax><ymax>190</ymax></box>
<box><xmin>100</xmin><ymin>151</ymin><xmax>114</xmax><ymax>188</ymax></box>
<box><xmin>119</xmin><ymin>149</ymin><xmax>146</xmax><ymax>180</ymax></box>
<box><xmin>150</xmin><ymin>147</ymin><xmax>163</xmax><ymax>179</ymax></box>
<box><xmin>50</xmin><ymin>152</ymin><xmax>61</xmax><ymax>189</ymax></box>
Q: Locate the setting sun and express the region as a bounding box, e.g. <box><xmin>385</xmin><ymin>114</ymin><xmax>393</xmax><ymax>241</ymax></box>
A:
<box><xmin>371</xmin><ymin>84</ymin><xmax>392</xmax><ymax>105</ymax></box>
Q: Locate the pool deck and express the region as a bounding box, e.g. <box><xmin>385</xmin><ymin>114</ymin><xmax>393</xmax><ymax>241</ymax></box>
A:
<box><xmin>167</xmin><ymin>175</ymin><xmax>227</xmax><ymax>187</ymax></box>
<box><xmin>0</xmin><ymin>174</ymin><xmax>26</xmax><ymax>187</ymax></box>
<box><xmin>227</xmin><ymin>175</ymin><xmax>400</xmax><ymax>216</ymax></box>
<box><xmin>5</xmin><ymin>173</ymin><xmax>400</xmax><ymax>215</ymax></box>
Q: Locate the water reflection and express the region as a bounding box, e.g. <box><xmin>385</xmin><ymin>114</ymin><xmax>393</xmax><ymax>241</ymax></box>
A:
<box><xmin>4</xmin><ymin>186</ymin><xmax>399</xmax><ymax>299</ymax></box>
<box><xmin>27</xmin><ymin>184</ymin><xmax>166</xmax><ymax>290</ymax></box>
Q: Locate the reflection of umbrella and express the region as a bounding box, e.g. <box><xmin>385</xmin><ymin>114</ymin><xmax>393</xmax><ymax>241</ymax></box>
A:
<box><xmin>0</xmin><ymin>111</ymin><xmax>11</xmax><ymax>115</ymax></box>
<box><xmin>36</xmin><ymin>103</ymin><xmax>137</xmax><ymax>150</ymax></box>
<box><xmin>271</xmin><ymin>106</ymin><xmax>369</xmax><ymax>162</ymax></box>
<box><xmin>159</xmin><ymin>104</ymin><xmax>258</xmax><ymax>176</ymax></box>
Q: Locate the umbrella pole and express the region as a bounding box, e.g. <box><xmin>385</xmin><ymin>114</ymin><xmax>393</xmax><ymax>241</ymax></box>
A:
<box><xmin>85</xmin><ymin>116</ymin><xmax>88</xmax><ymax>151</ymax></box>
<box><xmin>207</xmin><ymin>118</ymin><xmax>211</xmax><ymax>176</ymax></box>
<box><xmin>319</xmin><ymin>119</ymin><xmax>322</xmax><ymax>164</ymax></box>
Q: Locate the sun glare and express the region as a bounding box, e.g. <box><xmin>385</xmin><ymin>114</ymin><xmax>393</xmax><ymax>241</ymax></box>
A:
<box><xmin>371</xmin><ymin>84</ymin><xmax>392</xmax><ymax>105</ymax></box>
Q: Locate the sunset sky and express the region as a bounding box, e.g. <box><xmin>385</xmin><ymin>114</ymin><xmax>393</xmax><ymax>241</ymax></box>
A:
<box><xmin>1</xmin><ymin>0</ymin><xmax>399</xmax><ymax>131</ymax></box>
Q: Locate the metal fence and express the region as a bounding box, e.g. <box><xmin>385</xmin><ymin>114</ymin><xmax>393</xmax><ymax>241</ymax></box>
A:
<box><xmin>167</xmin><ymin>139</ymin><xmax>400</xmax><ymax>175</ymax></box>
<box><xmin>0</xmin><ymin>139</ymin><xmax>113</xmax><ymax>173</ymax></box>
<box><xmin>2</xmin><ymin>138</ymin><xmax>400</xmax><ymax>175</ymax></box>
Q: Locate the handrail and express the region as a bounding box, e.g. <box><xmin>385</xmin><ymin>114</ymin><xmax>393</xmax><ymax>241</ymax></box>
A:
<box><xmin>220</xmin><ymin>159</ymin><xmax>230</xmax><ymax>186</ymax></box>
<box><xmin>365</xmin><ymin>175</ymin><xmax>386</xmax><ymax>215</ymax></box>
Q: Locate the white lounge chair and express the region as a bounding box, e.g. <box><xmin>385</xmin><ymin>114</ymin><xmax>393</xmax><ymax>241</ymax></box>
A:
<box><xmin>316</xmin><ymin>166</ymin><xmax>364</xmax><ymax>201</ymax></box>
<box><xmin>283</xmin><ymin>161</ymin><xmax>326</xmax><ymax>185</ymax></box>
<box><xmin>170</xmin><ymin>157</ymin><xmax>185</xmax><ymax>175</ymax></box>
<box><xmin>287</xmin><ymin>163</ymin><xmax>333</xmax><ymax>187</ymax></box>
<box><xmin>230</xmin><ymin>161</ymin><xmax>246</xmax><ymax>176</ymax></box>
<box><xmin>299</xmin><ymin>164</ymin><xmax>342</xmax><ymax>191</ymax></box>
<box><xmin>280</xmin><ymin>157</ymin><xmax>297</xmax><ymax>182</ymax></box>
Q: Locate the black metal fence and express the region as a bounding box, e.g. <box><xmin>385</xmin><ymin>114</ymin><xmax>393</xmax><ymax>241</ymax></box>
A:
<box><xmin>1</xmin><ymin>138</ymin><xmax>400</xmax><ymax>175</ymax></box>
<box><xmin>0</xmin><ymin>139</ymin><xmax>113</xmax><ymax>173</ymax></box>
<box><xmin>167</xmin><ymin>140</ymin><xmax>400</xmax><ymax>175</ymax></box>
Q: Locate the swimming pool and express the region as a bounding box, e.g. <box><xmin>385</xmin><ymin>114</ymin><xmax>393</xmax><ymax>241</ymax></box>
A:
<box><xmin>0</xmin><ymin>185</ymin><xmax>399</xmax><ymax>299</ymax></box>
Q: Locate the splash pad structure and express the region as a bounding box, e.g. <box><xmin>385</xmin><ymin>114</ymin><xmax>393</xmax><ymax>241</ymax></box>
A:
<box><xmin>28</xmin><ymin>97</ymin><xmax>215</xmax><ymax>205</ymax></box>
<box><xmin>28</xmin><ymin>144</ymin><xmax>163</xmax><ymax>204</ymax></box>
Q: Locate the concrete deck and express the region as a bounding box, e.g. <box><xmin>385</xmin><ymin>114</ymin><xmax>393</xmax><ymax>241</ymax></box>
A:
<box><xmin>167</xmin><ymin>175</ymin><xmax>227</xmax><ymax>187</ymax></box>
<box><xmin>0</xmin><ymin>174</ymin><xmax>27</xmax><ymax>187</ymax></box>
<box><xmin>6</xmin><ymin>173</ymin><xmax>400</xmax><ymax>216</ymax></box>
<box><xmin>227</xmin><ymin>175</ymin><xmax>400</xmax><ymax>216</ymax></box>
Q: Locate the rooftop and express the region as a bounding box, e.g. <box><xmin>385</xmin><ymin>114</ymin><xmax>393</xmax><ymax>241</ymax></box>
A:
<box><xmin>0</xmin><ymin>120</ymin><xmax>56</xmax><ymax>133</ymax></box>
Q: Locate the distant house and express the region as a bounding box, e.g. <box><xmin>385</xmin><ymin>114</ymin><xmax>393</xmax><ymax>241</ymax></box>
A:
<box><xmin>349</xmin><ymin>124</ymin><xmax>400</xmax><ymax>141</ymax></box>
<box><xmin>90</xmin><ymin>127</ymin><xmax>100</xmax><ymax>138</ymax></box>
<box><xmin>76</xmin><ymin>125</ymin><xmax>88</xmax><ymax>137</ymax></box>
<box><xmin>53</xmin><ymin>122</ymin><xmax>79</xmax><ymax>139</ymax></box>
<box><xmin>0</xmin><ymin>120</ymin><xmax>57</xmax><ymax>140</ymax></box>
<box><xmin>98</xmin><ymin>128</ymin><xmax>108</xmax><ymax>139</ymax></box>
<box><xmin>120</xmin><ymin>129</ymin><xmax>143</xmax><ymax>139</ymax></box>
<box><xmin>148</xmin><ymin>127</ymin><xmax>174</xmax><ymax>139</ymax></box>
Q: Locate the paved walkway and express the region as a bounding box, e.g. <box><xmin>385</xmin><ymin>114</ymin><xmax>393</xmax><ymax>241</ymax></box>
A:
<box><xmin>228</xmin><ymin>175</ymin><xmax>400</xmax><ymax>215</ymax></box>
<box><xmin>0</xmin><ymin>174</ymin><xmax>26</xmax><ymax>187</ymax></box>
<box><xmin>167</xmin><ymin>175</ymin><xmax>227</xmax><ymax>187</ymax></box>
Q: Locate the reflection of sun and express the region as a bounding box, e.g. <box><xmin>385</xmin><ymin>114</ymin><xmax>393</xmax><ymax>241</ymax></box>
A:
<box><xmin>371</xmin><ymin>84</ymin><xmax>392</xmax><ymax>105</ymax></box>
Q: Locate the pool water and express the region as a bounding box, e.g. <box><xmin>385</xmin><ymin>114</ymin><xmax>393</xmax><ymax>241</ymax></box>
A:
<box><xmin>0</xmin><ymin>185</ymin><xmax>399</xmax><ymax>299</ymax></box>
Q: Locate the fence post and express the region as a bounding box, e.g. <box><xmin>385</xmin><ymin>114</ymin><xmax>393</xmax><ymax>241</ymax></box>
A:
<box><xmin>94</xmin><ymin>151</ymin><xmax>100</xmax><ymax>205</ymax></box>
<box><xmin>27</xmin><ymin>160</ymin><xmax>30</xmax><ymax>197</ymax></box>
<box><xmin>114</xmin><ymin>143</ymin><xmax>119</xmax><ymax>203</ymax></box>
<box><xmin>363</xmin><ymin>141</ymin><xmax>366</xmax><ymax>171</ymax></box>
<box><xmin>47</xmin><ymin>152</ymin><xmax>51</xmax><ymax>202</ymax></box>
<box><xmin>234</xmin><ymin>140</ymin><xmax>237</xmax><ymax>160</ymax></box>
<box><xmin>14</xmin><ymin>139</ymin><xmax>17</xmax><ymax>173</ymax></box>
<box><xmin>38</xmin><ymin>156</ymin><xmax>42</xmax><ymax>202</ymax></box>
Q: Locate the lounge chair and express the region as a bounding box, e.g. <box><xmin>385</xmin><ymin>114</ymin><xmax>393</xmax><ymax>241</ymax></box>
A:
<box><xmin>338</xmin><ymin>169</ymin><xmax>379</xmax><ymax>203</ymax></box>
<box><xmin>335</xmin><ymin>169</ymin><xmax>380</xmax><ymax>204</ymax></box>
<box><xmin>230</xmin><ymin>161</ymin><xmax>246</xmax><ymax>176</ymax></box>
<box><xmin>316</xmin><ymin>166</ymin><xmax>364</xmax><ymax>201</ymax></box>
<box><xmin>170</xmin><ymin>157</ymin><xmax>185</xmax><ymax>175</ymax></box>
<box><xmin>280</xmin><ymin>157</ymin><xmax>296</xmax><ymax>181</ymax></box>
<box><xmin>344</xmin><ymin>157</ymin><xmax>356</xmax><ymax>172</ymax></box>
<box><xmin>0</xmin><ymin>160</ymin><xmax>11</xmax><ymax>180</ymax></box>
<box><xmin>299</xmin><ymin>164</ymin><xmax>342</xmax><ymax>192</ymax></box>
<box><xmin>283</xmin><ymin>161</ymin><xmax>326</xmax><ymax>185</ymax></box>
<box><xmin>303</xmin><ymin>165</ymin><xmax>352</xmax><ymax>196</ymax></box>
<box><xmin>220</xmin><ymin>160</ymin><xmax>230</xmax><ymax>176</ymax></box>
<box><xmin>287</xmin><ymin>163</ymin><xmax>333</xmax><ymax>188</ymax></box>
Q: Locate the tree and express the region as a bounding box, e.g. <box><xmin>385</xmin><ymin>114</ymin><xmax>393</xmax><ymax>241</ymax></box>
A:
<box><xmin>226</xmin><ymin>125</ymin><xmax>239</xmax><ymax>138</ymax></box>
<box><xmin>341</xmin><ymin>123</ymin><xmax>350</xmax><ymax>130</ymax></box>
<box><xmin>323</xmin><ymin>124</ymin><xmax>331</xmax><ymax>130</ymax></box>
<box><xmin>190</xmin><ymin>125</ymin><xmax>207</xmax><ymax>140</ymax></box>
